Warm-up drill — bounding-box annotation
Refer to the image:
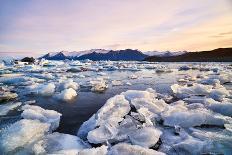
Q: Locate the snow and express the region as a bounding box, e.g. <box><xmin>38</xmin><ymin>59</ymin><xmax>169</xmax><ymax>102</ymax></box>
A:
<box><xmin>0</xmin><ymin>119</ymin><xmax>50</xmax><ymax>153</ymax></box>
<box><xmin>56</xmin><ymin>88</ymin><xmax>77</xmax><ymax>101</ymax></box>
<box><xmin>21</xmin><ymin>105</ymin><xmax>62</xmax><ymax>131</ymax></box>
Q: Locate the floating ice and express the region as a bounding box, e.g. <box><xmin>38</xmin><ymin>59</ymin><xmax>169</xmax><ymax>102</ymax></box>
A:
<box><xmin>129</xmin><ymin>127</ymin><xmax>162</xmax><ymax>148</ymax></box>
<box><xmin>21</xmin><ymin>105</ymin><xmax>62</xmax><ymax>131</ymax></box>
<box><xmin>0</xmin><ymin>102</ymin><xmax>22</xmax><ymax>116</ymax></box>
<box><xmin>86</xmin><ymin>95</ymin><xmax>130</xmax><ymax>144</ymax></box>
<box><xmin>56</xmin><ymin>88</ymin><xmax>77</xmax><ymax>101</ymax></box>
<box><xmin>90</xmin><ymin>78</ymin><xmax>108</xmax><ymax>92</ymax></box>
<box><xmin>87</xmin><ymin>122</ymin><xmax>118</xmax><ymax>144</ymax></box>
<box><xmin>108</xmin><ymin>143</ymin><xmax>165</xmax><ymax>155</ymax></box>
<box><xmin>29</xmin><ymin>83</ymin><xmax>56</xmax><ymax>96</ymax></box>
<box><xmin>207</xmin><ymin>100</ymin><xmax>232</xmax><ymax>117</ymax></box>
<box><xmin>0</xmin><ymin>76</ymin><xmax>28</xmax><ymax>84</ymax></box>
<box><xmin>171</xmin><ymin>83</ymin><xmax>212</xmax><ymax>99</ymax></box>
<box><xmin>131</xmin><ymin>98</ymin><xmax>167</xmax><ymax>114</ymax></box>
<box><xmin>78</xmin><ymin>145</ymin><xmax>108</xmax><ymax>155</ymax></box>
<box><xmin>0</xmin><ymin>119</ymin><xmax>50</xmax><ymax>153</ymax></box>
<box><xmin>77</xmin><ymin>114</ymin><xmax>97</xmax><ymax>140</ymax></box>
<box><xmin>121</xmin><ymin>89</ymin><xmax>156</xmax><ymax>102</ymax></box>
<box><xmin>32</xmin><ymin>132</ymin><xmax>90</xmax><ymax>154</ymax></box>
<box><xmin>60</xmin><ymin>79</ymin><xmax>80</xmax><ymax>90</ymax></box>
<box><xmin>0</xmin><ymin>91</ymin><xmax>18</xmax><ymax>102</ymax></box>
<box><xmin>162</xmin><ymin>108</ymin><xmax>230</xmax><ymax>127</ymax></box>
<box><xmin>209</xmin><ymin>87</ymin><xmax>230</xmax><ymax>101</ymax></box>
<box><xmin>112</xmin><ymin>80</ymin><xmax>123</xmax><ymax>86</ymax></box>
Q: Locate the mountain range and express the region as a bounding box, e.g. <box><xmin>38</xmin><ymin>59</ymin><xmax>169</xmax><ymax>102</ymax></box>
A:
<box><xmin>40</xmin><ymin>49</ymin><xmax>187</xmax><ymax>61</ymax></box>
<box><xmin>40</xmin><ymin>47</ymin><xmax>232</xmax><ymax>62</ymax></box>
<box><xmin>145</xmin><ymin>48</ymin><xmax>232</xmax><ymax>62</ymax></box>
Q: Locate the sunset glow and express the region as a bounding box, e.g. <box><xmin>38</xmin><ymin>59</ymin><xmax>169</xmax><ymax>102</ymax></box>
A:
<box><xmin>0</xmin><ymin>0</ymin><xmax>232</xmax><ymax>57</ymax></box>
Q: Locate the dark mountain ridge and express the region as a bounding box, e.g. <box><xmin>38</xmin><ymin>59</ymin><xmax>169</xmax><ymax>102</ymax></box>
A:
<box><xmin>144</xmin><ymin>48</ymin><xmax>232</xmax><ymax>62</ymax></box>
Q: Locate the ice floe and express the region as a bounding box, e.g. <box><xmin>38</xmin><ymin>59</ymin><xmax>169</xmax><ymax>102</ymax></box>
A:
<box><xmin>21</xmin><ymin>105</ymin><xmax>62</xmax><ymax>131</ymax></box>
<box><xmin>108</xmin><ymin>143</ymin><xmax>165</xmax><ymax>155</ymax></box>
<box><xmin>56</xmin><ymin>88</ymin><xmax>77</xmax><ymax>101</ymax></box>
<box><xmin>0</xmin><ymin>102</ymin><xmax>22</xmax><ymax>116</ymax></box>
<box><xmin>32</xmin><ymin>132</ymin><xmax>90</xmax><ymax>154</ymax></box>
<box><xmin>0</xmin><ymin>119</ymin><xmax>50</xmax><ymax>153</ymax></box>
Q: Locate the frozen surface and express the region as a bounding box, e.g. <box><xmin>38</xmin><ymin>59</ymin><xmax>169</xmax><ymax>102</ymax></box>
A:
<box><xmin>32</xmin><ymin>132</ymin><xmax>90</xmax><ymax>154</ymax></box>
<box><xmin>21</xmin><ymin>105</ymin><xmax>62</xmax><ymax>131</ymax></box>
<box><xmin>0</xmin><ymin>61</ymin><xmax>232</xmax><ymax>154</ymax></box>
<box><xmin>0</xmin><ymin>102</ymin><xmax>22</xmax><ymax>116</ymax></box>
<box><xmin>0</xmin><ymin>119</ymin><xmax>50</xmax><ymax>153</ymax></box>
<box><xmin>108</xmin><ymin>143</ymin><xmax>165</xmax><ymax>155</ymax></box>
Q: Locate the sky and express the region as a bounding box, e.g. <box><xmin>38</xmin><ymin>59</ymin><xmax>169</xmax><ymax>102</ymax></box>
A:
<box><xmin>0</xmin><ymin>0</ymin><xmax>232</xmax><ymax>57</ymax></box>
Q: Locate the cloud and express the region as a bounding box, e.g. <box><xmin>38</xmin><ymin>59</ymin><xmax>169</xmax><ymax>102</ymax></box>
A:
<box><xmin>0</xmin><ymin>0</ymin><xmax>232</xmax><ymax>56</ymax></box>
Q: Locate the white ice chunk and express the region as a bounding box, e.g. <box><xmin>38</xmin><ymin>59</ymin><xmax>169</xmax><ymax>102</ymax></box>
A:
<box><xmin>121</xmin><ymin>89</ymin><xmax>156</xmax><ymax>102</ymax></box>
<box><xmin>32</xmin><ymin>132</ymin><xmax>89</xmax><ymax>154</ymax></box>
<box><xmin>77</xmin><ymin>115</ymin><xmax>97</xmax><ymax>140</ymax></box>
<box><xmin>96</xmin><ymin>95</ymin><xmax>130</xmax><ymax>126</ymax></box>
<box><xmin>60</xmin><ymin>79</ymin><xmax>80</xmax><ymax>90</ymax></box>
<box><xmin>78</xmin><ymin>145</ymin><xmax>108</xmax><ymax>155</ymax></box>
<box><xmin>207</xmin><ymin>102</ymin><xmax>232</xmax><ymax>117</ymax></box>
<box><xmin>57</xmin><ymin>88</ymin><xmax>77</xmax><ymax>101</ymax></box>
<box><xmin>21</xmin><ymin>105</ymin><xmax>62</xmax><ymax>131</ymax></box>
<box><xmin>209</xmin><ymin>87</ymin><xmax>230</xmax><ymax>101</ymax></box>
<box><xmin>0</xmin><ymin>119</ymin><xmax>50</xmax><ymax>153</ymax></box>
<box><xmin>162</xmin><ymin>108</ymin><xmax>230</xmax><ymax>127</ymax></box>
<box><xmin>131</xmin><ymin>98</ymin><xmax>167</xmax><ymax>114</ymax></box>
<box><xmin>171</xmin><ymin>83</ymin><xmax>212</xmax><ymax>99</ymax></box>
<box><xmin>108</xmin><ymin>143</ymin><xmax>165</xmax><ymax>155</ymax></box>
<box><xmin>129</xmin><ymin>127</ymin><xmax>162</xmax><ymax>148</ymax></box>
<box><xmin>33</xmin><ymin>83</ymin><xmax>56</xmax><ymax>96</ymax></box>
<box><xmin>0</xmin><ymin>102</ymin><xmax>22</xmax><ymax>116</ymax></box>
<box><xmin>112</xmin><ymin>80</ymin><xmax>123</xmax><ymax>86</ymax></box>
<box><xmin>90</xmin><ymin>79</ymin><xmax>108</xmax><ymax>92</ymax></box>
<box><xmin>87</xmin><ymin>123</ymin><xmax>118</xmax><ymax>144</ymax></box>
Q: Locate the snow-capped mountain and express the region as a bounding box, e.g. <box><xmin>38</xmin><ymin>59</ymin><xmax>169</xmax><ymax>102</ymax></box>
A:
<box><xmin>144</xmin><ymin>51</ymin><xmax>187</xmax><ymax>57</ymax></box>
<box><xmin>41</xmin><ymin>49</ymin><xmax>188</xmax><ymax>61</ymax></box>
<box><xmin>41</xmin><ymin>49</ymin><xmax>148</xmax><ymax>61</ymax></box>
